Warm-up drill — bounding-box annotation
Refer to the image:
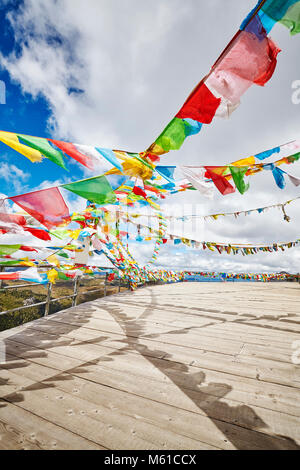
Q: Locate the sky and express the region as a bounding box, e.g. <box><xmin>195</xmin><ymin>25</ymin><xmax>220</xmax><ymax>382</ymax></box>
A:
<box><xmin>0</xmin><ymin>0</ymin><xmax>300</xmax><ymax>273</ymax></box>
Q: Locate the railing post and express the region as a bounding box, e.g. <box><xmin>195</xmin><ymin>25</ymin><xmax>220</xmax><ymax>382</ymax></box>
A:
<box><xmin>72</xmin><ymin>276</ymin><xmax>80</xmax><ymax>307</ymax></box>
<box><xmin>44</xmin><ymin>282</ymin><xmax>52</xmax><ymax>317</ymax></box>
<box><xmin>0</xmin><ymin>266</ymin><xmax>4</xmax><ymax>290</ymax></box>
<box><xmin>104</xmin><ymin>273</ymin><xmax>108</xmax><ymax>297</ymax></box>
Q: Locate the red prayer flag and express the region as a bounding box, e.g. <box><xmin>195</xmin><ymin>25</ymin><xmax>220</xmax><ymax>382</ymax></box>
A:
<box><xmin>0</xmin><ymin>272</ymin><xmax>19</xmax><ymax>280</ymax></box>
<box><xmin>204</xmin><ymin>167</ymin><xmax>235</xmax><ymax>195</ymax></box>
<box><xmin>0</xmin><ymin>211</ymin><xmax>26</xmax><ymax>228</ymax></box>
<box><xmin>176</xmin><ymin>82</ymin><xmax>221</xmax><ymax>124</ymax></box>
<box><xmin>0</xmin><ymin>199</ymin><xmax>27</xmax><ymax>229</ymax></box>
<box><xmin>254</xmin><ymin>38</ymin><xmax>281</xmax><ymax>86</ymax></box>
<box><xmin>20</xmin><ymin>246</ymin><xmax>38</xmax><ymax>252</ymax></box>
<box><xmin>24</xmin><ymin>227</ymin><xmax>51</xmax><ymax>241</ymax></box>
<box><xmin>206</xmin><ymin>31</ymin><xmax>281</xmax><ymax>105</ymax></box>
<box><xmin>133</xmin><ymin>186</ymin><xmax>147</xmax><ymax>199</ymax></box>
<box><xmin>10</xmin><ymin>188</ymin><xmax>70</xmax><ymax>230</ymax></box>
<box><xmin>50</xmin><ymin>140</ymin><xmax>94</xmax><ymax>170</ymax></box>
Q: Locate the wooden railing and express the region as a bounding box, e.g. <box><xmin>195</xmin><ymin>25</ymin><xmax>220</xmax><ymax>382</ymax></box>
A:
<box><xmin>0</xmin><ymin>265</ymin><xmax>129</xmax><ymax>318</ymax></box>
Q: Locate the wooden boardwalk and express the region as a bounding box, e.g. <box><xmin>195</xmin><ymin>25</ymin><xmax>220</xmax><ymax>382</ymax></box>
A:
<box><xmin>0</xmin><ymin>282</ymin><xmax>299</xmax><ymax>450</ymax></box>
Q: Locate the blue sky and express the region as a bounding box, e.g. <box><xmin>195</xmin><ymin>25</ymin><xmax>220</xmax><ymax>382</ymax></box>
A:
<box><xmin>0</xmin><ymin>0</ymin><xmax>300</xmax><ymax>272</ymax></box>
<box><xmin>0</xmin><ymin>1</ymin><xmax>84</xmax><ymax>195</ymax></box>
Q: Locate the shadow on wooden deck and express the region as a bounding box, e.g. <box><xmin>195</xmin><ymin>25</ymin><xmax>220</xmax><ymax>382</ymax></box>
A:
<box><xmin>0</xmin><ymin>284</ymin><xmax>299</xmax><ymax>450</ymax></box>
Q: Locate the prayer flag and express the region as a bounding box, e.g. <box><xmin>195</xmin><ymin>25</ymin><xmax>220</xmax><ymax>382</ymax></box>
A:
<box><xmin>10</xmin><ymin>188</ymin><xmax>70</xmax><ymax>230</ymax></box>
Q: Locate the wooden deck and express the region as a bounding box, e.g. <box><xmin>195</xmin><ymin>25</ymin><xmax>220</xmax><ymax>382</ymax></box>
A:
<box><xmin>0</xmin><ymin>282</ymin><xmax>299</xmax><ymax>450</ymax></box>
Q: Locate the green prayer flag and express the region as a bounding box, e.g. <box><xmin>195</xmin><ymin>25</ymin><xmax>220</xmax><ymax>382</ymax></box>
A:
<box><xmin>0</xmin><ymin>245</ymin><xmax>21</xmax><ymax>256</ymax></box>
<box><xmin>280</xmin><ymin>2</ymin><xmax>300</xmax><ymax>34</ymax></box>
<box><xmin>62</xmin><ymin>175</ymin><xmax>117</xmax><ymax>205</ymax></box>
<box><xmin>0</xmin><ymin>260</ymin><xmax>20</xmax><ymax>266</ymax></box>
<box><xmin>58</xmin><ymin>271</ymin><xmax>70</xmax><ymax>281</ymax></box>
<box><xmin>287</xmin><ymin>151</ymin><xmax>300</xmax><ymax>163</ymax></box>
<box><xmin>18</xmin><ymin>135</ymin><xmax>67</xmax><ymax>170</ymax></box>
<box><xmin>229</xmin><ymin>166</ymin><xmax>250</xmax><ymax>194</ymax></box>
<box><xmin>155</xmin><ymin>118</ymin><xmax>192</xmax><ymax>152</ymax></box>
<box><xmin>57</xmin><ymin>252</ymin><xmax>70</xmax><ymax>259</ymax></box>
<box><xmin>261</xmin><ymin>0</ymin><xmax>299</xmax><ymax>22</ymax></box>
<box><xmin>50</xmin><ymin>229</ymin><xmax>70</xmax><ymax>240</ymax></box>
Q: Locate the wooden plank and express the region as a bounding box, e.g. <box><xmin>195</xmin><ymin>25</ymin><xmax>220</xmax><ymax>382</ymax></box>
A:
<box><xmin>0</xmin><ymin>401</ymin><xmax>103</xmax><ymax>450</ymax></box>
<box><xmin>62</xmin><ymin>353</ymin><xmax>300</xmax><ymax>447</ymax></box>
<box><xmin>22</xmin><ymin>319</ymin><xmax>300</xmax><ymax>415</ymax></box>
<box><xmin>3</xmin><ymin>339</ymin><xmax>85</xmax><ymax>372</ymax></box>
<box><xmin>3</xmin><ymin>321</ymin><xmax>299</xmax><ymax>419</ymax></box>
<box><xmin>31</xmin><ymin>372</ymin><xmax>293</xmax><ymax>450</ymax></box>
<box><xmin>2</xmin><ymin>385</ymin><xmax>214</xmax><ymax>450</ymax></box>
<box><xmin>14</xmin><ymin>313</ymin><xmax>299</xmax><ymax>388</ymax></box>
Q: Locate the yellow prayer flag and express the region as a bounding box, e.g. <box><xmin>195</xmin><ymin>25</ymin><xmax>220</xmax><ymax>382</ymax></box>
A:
<box><xmin>48</xmin><ymin>269</ymin><xmax>58</xmax><ymax>284</ymax></box>
<box><xmin>231</xmin><ymin>156</ymin><xmax>255</xmax><ymax>167</ymax></box>
<box><xmin>0</xmin><ymin>132</ymin><xmax>43</xmax><ymax>163</ymax></box>
<box><xmin>68</xmin><ymin>229</ymin><xmax>81</xmax><ymax>240</ymax></box>
<box><xmin>47</xmin><ymin>254</ymin><xmax>60</xmax><ymax>268</ymax></box>
<box><xmin>19</xmin><ymin>261</ymin><xmax>35</xmax><ymax>267</ymax></box>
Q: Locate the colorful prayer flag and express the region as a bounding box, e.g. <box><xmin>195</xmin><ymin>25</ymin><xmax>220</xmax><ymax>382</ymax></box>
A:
<box><xmin>10</xmin><ymin>187</ymin><xmax>70</xmax><ymax>230</ymax></box>
<box><xmin>18</xmin><ymin>135</ymin><xmax>67</xmax><ymax>169</ymax></box>
<box><xmin>62</xmin><ymin>175</ymin><xmax>118</xmax><ymax>205</ymax></box>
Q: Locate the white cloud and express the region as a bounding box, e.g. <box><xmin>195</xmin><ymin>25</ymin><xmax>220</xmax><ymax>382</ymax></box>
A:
<box><xmin>0</xmin><ymin>0</ymin><xmax>189</xmax><ymax>147</ymax></box>
<box><xmin>0</xmin><ymin>162</ymin><xmax>30</xmax><ymax>192</ymax></box>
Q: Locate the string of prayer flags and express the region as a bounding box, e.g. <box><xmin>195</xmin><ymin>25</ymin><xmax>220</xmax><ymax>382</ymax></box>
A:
<box><xmin>145</xmin><ymin>0</ymin><xmax>288</xmax><ymax>158</ymax></box>
<box><xmin>127</xmin><ymin>230</ymin><xmax>300</xmax><ymax>256</ymax></box>
<box><xmin>0</xmin><ymin>130</ymin><xmax>129</xmax><ymax>173</ymax></box>
<box><xmin>254</xmin><ymin>140</ymin><xmax>300</xmax><ymax>160</ymax></box>
<box><xmin>67</xmin><ymin>144</ymin><xmax>121</xmax><ymax>173</ymax></box>
<box><xmin>168</xmin><ymin>145</ymin><xmax>300</xmax><ymax>196</ymax></box>
<box><xmin>2</xmin><ymin>1</ymin><xmax>300</xmax><ymax>282</ymax></box>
